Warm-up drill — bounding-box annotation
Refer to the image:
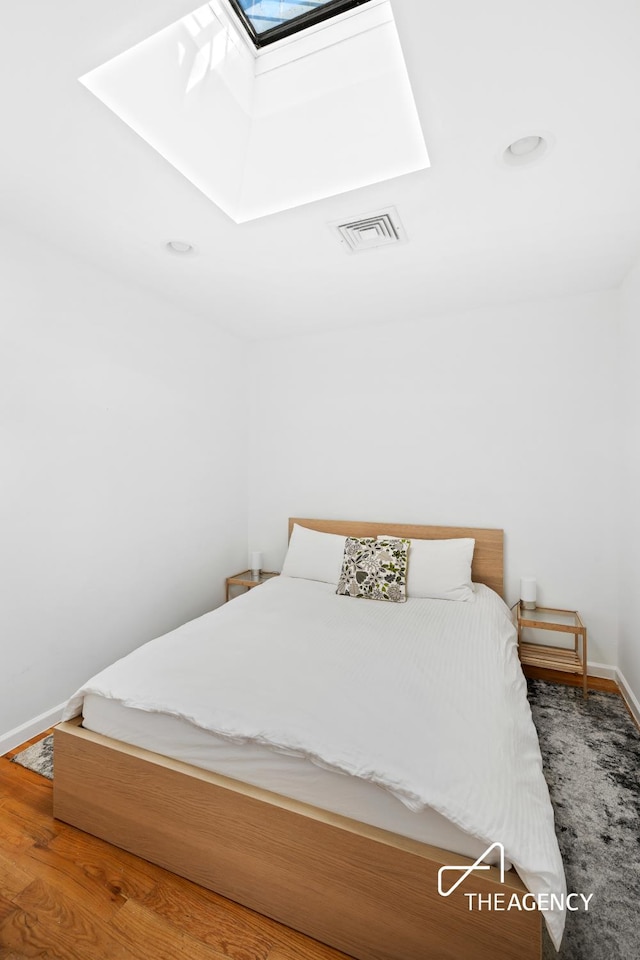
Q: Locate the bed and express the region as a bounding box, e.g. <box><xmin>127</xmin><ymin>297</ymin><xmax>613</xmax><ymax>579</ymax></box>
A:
<box><xmin>53</xmin><ymin>519</ymin><xmax>564</xmax><ymax>960</ymax></box>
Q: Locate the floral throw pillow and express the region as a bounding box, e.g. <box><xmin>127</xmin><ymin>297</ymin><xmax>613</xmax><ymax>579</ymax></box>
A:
<box><xmin>336</xmin><ymin>537</ymin><xmax>409</xmax><ymax>602</ymax></box>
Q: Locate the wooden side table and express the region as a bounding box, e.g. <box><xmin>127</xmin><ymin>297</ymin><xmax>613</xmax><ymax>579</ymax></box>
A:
<box><xmin>512</xmin><ymin>602</ymin><xmax>588</xmax><ymax>698</ymax></box>
<box><xmin>226</xmin><ymin>570</ymin><xmax>279</xmax><ymax>602</ymax></box>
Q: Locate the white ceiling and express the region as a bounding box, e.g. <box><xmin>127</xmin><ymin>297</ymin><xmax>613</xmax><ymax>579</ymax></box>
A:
<box><xmin>2</xmin><ymin>0</ymin><xmax>640</xmax><ymax>339</ymax></box>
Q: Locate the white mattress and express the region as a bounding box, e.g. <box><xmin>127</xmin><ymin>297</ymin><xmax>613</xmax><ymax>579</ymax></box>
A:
<box><xmin>64</xmin><ymin>575</ymin><xmax>566</xmax><ymax>947</ymax></box>
<box><xmin>82</xmin><ymin>692</ymin><xmax>501</xmax><ymax>862</ymax></box>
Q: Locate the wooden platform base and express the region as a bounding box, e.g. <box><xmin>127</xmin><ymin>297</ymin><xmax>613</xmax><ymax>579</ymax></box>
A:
<box><xmin>52</xmin><ymin>719</ymin><xmax>541</xmax><ymax>960</ymax></box>
<box><xmin>0</xmin><ymin>747</ymin><xmax>352</xmax><ymax>959</ymax></box>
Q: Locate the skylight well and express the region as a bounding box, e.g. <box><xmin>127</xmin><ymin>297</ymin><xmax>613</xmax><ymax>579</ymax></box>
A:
<box><xmin>79</xmin><ymin>0</ymin><xmax>429</xmax><ymax>222</ymax></box>
<box><xmin>228</xmin><ymin>0</ymin><xmax>370</xmax><ymax>47</ymax></box>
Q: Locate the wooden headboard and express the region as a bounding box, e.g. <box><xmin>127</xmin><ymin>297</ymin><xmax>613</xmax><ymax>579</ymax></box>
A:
<box><xmin>288</xmin><ymin>518</ymin><xmax>504</xmax><ymax>599</ymax></box>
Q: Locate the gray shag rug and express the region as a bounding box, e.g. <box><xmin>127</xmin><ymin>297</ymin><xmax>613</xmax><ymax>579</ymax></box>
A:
<box><xmin>10</xmin><ymin>685</ymin><xmax>640</xmax><ymax>958</ymax></box>
<box><xmin>11</xmin><ymin>733</ymin><xmax>54</xmax><ymax>780</ymax></box>
<box><xmin>527</xmin><ymin>679</ymin><xmax>640</xmax><ymax>960</ymax></box>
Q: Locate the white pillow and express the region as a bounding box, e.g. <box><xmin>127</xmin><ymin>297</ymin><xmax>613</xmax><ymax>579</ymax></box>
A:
<box><xmin>281</xmin><ymin>524</ymin><xmax>347</xmax><ymax>585</ymax></box>
<box><xmin>378</xmin><ymin>536</ymin><xmax>475</xmax><ymax>601</ymax></box>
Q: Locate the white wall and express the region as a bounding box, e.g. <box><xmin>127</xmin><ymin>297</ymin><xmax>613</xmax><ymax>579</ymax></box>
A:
<box><xmin>248</xmin><ymin>290</ymin><xmax>620</xmax><ymax>667</ymax></box>
<box><xmin>0</xmin><ymin>227</ymin><xmax>248</xmax><ymax>743</ymax></box>
<box><xmin>618</xmin><ymin>255</ymin><xmax>640</xmax><ymax>704</ymax></box>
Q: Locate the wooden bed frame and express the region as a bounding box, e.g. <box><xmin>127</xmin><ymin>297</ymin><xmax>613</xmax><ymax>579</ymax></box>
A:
<box><xmin>54</xmin><ymin>519</ymin><xmax>542</xmax><ymax>960</ymax></box>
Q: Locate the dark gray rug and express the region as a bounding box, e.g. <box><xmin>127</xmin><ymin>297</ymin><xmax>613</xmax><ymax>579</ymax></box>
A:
<box><xmin>10</xmin><ymin>733</ymin><xmax>54</xmax><ymax>780</ymax></box>
<box><xmin>10</xmin><ymin>687</ymin><xmax>640</xmax><ymax>958</ymax></box>
<box><xmin>528</xmin><ymin>679</ymin><xmax>640</xmax><ymax>959</ymax></box>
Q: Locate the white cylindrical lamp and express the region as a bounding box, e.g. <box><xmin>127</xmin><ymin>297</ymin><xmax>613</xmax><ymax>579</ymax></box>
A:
<box><xmin>251</xmin><ymin>551</ymin><xmax>263</xmax><ymax>579</ymax></box>
<box><xmin>520</xmin><ymin>577</ymin><xmax>537</xmax><ymax>610</ymax></box>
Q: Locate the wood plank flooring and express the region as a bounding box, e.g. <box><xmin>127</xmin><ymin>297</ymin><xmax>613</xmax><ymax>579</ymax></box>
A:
<box><xmin>521</xmin><ymin>664</ymin><xmax>619</xmax><ymax>692</ymax></box>
<box><xmin>0</xmin><ymin>753</ymin><xmax>351</xmax><ymax>960</ymax></box>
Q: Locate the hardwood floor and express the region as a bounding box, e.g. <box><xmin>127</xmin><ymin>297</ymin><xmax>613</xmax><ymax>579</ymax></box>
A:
<box><xmin>0</xmin><ymin>752</ymin><xmax>351</xmax><ymax>960</ymax></box>
<box><xmin>521</xmin><ymin>664</ymin><xmax>619</xmax><ymax>693</ymax></box>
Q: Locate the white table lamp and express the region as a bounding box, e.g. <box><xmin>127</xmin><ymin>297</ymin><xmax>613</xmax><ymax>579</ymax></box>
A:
<box><xmin>520</xmin><ymin>577</ymin><xmax>537</xmax><ymax>610</ymax></box>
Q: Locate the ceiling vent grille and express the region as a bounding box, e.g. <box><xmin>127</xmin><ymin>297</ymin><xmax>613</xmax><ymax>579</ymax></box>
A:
<box><xmin>330</xmin><ymin>207</ymin><xmax>407</xmax><ymax>253</ymax></box>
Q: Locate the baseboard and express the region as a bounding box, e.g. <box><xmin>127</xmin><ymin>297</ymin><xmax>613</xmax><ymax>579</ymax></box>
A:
<box><xmin>0</xmin><ymin>702</ymin><xmax>66</xmax><ymax>756</ymax></box>
<box><xmin>586</xmin><ymin>661</ymin><xmax>617</xmax><ymax>681</ymax></box>
<box><xmin>616</xmin><ymin>669</ymin><xmax>640</xmax><ymax>728</ymax></box>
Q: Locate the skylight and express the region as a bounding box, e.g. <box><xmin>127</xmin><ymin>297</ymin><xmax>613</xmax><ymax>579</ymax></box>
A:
<box><xmin>228</xmin><ymin>0</ymin><xmax>370</xmax><ymax>47</ymax></box>
<box><xmin>78</xmin><ymin>0</ymin><xmax>429</xmax><ymax>222</ymax></box>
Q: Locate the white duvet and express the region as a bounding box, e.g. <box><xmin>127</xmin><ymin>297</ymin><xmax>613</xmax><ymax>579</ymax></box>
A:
<box><xmin>64</xmin><ymin>575</ymin><xmax>565</xmax><ymax>947</ymax></box>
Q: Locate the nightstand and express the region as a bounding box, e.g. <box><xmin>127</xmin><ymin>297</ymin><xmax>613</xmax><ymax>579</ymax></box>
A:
<box><xmin>226</xmin><ymin>570</ymin><xmax>279</xmax><ymax>602</ymax></box>
<box><xmin>512</xmin><ymin>602</ymin><xmax>588</xmax><ymax>698</ymax></box>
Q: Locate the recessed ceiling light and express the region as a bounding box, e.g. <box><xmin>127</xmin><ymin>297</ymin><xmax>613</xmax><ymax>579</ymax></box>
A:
<box><xmin>509</xmin><ymin>136</ymin><xmax>542</xmax><ymax>157</ymax></box>
<box><xmin>503</xmin><ymin>135</ymin><xmax>549</xmax><ymax>166</ymax></box>
<box><xmin>165</xmin><ymin>240</ymin><xmax>195</xmax><ymax>255</ymax></box>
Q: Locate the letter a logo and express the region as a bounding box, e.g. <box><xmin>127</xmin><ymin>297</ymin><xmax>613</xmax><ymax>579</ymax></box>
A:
<box><xmin>437</xmin><ymin>842</ymin><xmax>506</xmax><ymax>897</ymax></box>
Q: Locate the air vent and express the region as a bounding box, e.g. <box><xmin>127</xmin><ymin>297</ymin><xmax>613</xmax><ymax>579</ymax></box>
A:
<box><xmin>330</xmin><ymin>207</ymin><xmax>407</xmax><ymax>253</ymax></box>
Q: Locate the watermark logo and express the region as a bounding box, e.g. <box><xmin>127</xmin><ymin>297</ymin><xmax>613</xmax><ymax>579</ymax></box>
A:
<box><xmin>437</xmin><ymin>842</ymin><xmax>593</xmax><ymax>913</ymax></box>
<box><xmin>438</xmin><ymin>842</ymin><xmax>505</xmax><ymax>897</ymax></box>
